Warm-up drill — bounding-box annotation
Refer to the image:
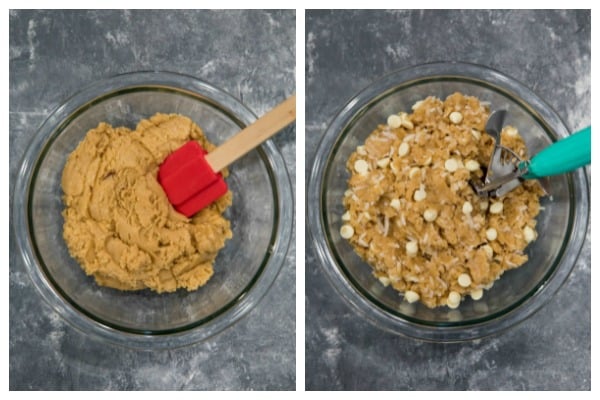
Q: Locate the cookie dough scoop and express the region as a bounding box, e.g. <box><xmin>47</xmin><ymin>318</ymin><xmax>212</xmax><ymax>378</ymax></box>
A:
<box><xmin>158</xmin><ymin>95</ymin><xmax>296</xmax><ymax>217</ymax></box>
<box><xmin>472</xmin><ymin>109</ymin><xmax>590</xmax><ymax>197</ymax></box>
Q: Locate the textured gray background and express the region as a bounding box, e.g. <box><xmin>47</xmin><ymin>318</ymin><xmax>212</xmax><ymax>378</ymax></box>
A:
<box><xmin>305</xmin><ymin>10</ymin><xmax>590</xmax><ymax>390</ymax></box>
<box><xmin>9</xmin><ymin>10</ymin><xmax>295</xmax><ymax>390</ymax></box>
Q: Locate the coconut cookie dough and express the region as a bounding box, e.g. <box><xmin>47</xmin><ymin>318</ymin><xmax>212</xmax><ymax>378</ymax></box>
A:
<box><xmin>61</xmin><ymin>113</ymin><xmax>232</xmax><ymax>293</ymax></box>
<box><xmin>341</xmin><ymin>93</ymin><xmax>545</xmax><ymax>308</ymax></box>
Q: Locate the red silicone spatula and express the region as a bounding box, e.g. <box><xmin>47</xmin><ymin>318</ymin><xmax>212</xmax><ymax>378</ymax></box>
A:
<box><xmin>158</xmin><ymin>94</ymin><xmax>296</xmax><ymax>217</ymax></box>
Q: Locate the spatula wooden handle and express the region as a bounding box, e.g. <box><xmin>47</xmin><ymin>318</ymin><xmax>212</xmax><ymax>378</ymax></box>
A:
<box><xmin>205</xmin><ymin>94</ymin><xmax>296</xmax><ymax>172</ymax></box>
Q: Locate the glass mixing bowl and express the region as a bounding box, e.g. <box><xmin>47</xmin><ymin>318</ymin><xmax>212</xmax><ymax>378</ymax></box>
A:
<box><xmin>308</xmin><ymin>62</ymin><xmax>589</xmax><ymax>342</ymax></box>
<box><xmin>14</xmin><ymin>71</ymin><xmax>293</xmax><ymax>348</ymax></box>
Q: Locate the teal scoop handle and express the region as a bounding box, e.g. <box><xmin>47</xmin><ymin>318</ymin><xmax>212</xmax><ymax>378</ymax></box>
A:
<box><xmin>521</xmin><ymin>126</ymin><xmax>591</xmax><ymax>179</ymax></box>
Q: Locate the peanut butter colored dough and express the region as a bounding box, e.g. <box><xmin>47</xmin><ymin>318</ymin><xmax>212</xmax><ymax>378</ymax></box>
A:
<box><xmin>342</xmin><ymin>93</ymin><xmax>545</xmax><ymax>308</ymax></box>
<box><xmin>61</xmin><ymin>113</ymin><xmax>232</xmax><ymax>292</ymax></box>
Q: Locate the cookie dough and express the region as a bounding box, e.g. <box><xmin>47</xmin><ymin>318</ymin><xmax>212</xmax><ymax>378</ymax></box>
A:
<box><xmin>342</xmin><ymin>93</ymin><xmax>544</xmax><ymax>308</ymax></box>
<box><xmin>61</xmin><ymin>113</ymin><xmax>232</xmax><ymax>293</ymax></box>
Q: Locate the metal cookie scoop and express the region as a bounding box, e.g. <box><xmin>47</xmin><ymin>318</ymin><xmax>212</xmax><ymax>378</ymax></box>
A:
<box><xmin>472</xmin><ymin>110</ymin><xmax>591</xmax><ymax>198</ymax></box>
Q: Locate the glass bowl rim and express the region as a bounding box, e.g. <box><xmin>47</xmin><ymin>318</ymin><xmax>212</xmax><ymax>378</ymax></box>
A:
<box><xmin>13</xmin><ymin>70</ymin><xmax>294</xmax><ymax>349</ymax></box>
<box><xmin>307</xmin><ymin>61</ymin><xmax>589</xmax><ymax>342</ymax></box>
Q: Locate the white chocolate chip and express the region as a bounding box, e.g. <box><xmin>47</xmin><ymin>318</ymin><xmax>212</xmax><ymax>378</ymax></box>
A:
<box><xmin>489</xmin><ymin>202</ymin><xmax>504</xmax><ymax>214</ymax></box>
<box><xmin>409</xmin><ymin>167</ymin><xmax>421</xmax><ymax>179</ymax></box>
<box><xmin>344</xmin><ymin>189</ymin><xmax>353</xmax><ymax>197</ymax></box>
<box><xmin>447</xmin><ymin>291</ymin><xmax>461</xmax><ymax>309</ymax></box>
<box><xmin>413</xmin><ymin>188</ymin><xmax>427</xmax><ymax>202</ymax></box>
<box><xmin>399</xmin><ymin>113</ymin><xmax>414</xmax><ymax>129</ymax></box>
<box><xmin>378</xmin><ymin>276</ymin><xmax>390</xmax><ymax>287</ymax></box>
<box><xmin>462</xmin><ymin>201</ymin><xmax>473</xmax><ymax>215</ymax></box>
<box><xmin>390</xmin><ymin>198</ymin><xmax>401</xmax><ymax>211</ymax></box>
<box><xmin>458</xmin><ymin>273</ymin><xmax>472</xmax><ymax>288</ymax></box>
<box><xmin>470</xmin><ymin>288</ymin><xmax>484</xmax><ymax>300</ymax></box>
<box><xmin>354</xmin><ymin>159</ymin><xmax>370</xmax><ymax>175</ymax></box>
<box><xmin>404</xmin><ymin>290</ymin><xmax>420</xmax><ymax>303</ymax></box>
<box><xmin>465</xmin><ymin>160</ymin><xmax>480</xmax><ymax>172</ymax></box>
<box><xmin>448</xmin><ymin>291</ymin><xmax>461</xmax><ymax>302</ymax></box>
<box><xmin>423</xmin><ymin>209</ymin><xmax>438</xmax><ymax>222</ymax></box>
<box><xmin>398</xmin><ymin>142</ymin><xmax>410</xmax><ymax>157</ymax></box>
<box><xmin>376</xmin><ymin>157</ymin><xmax>390</xmax><ymax>168</ymax></box>
<box><xmin>479</xmin><ymin>200</ymin><xmax>489</xmax><ymax>211</ymax></box>
<box><xmin>505</xmin><ymin>126</ymin><xmax>518</xmax><ymax>137</ymax></box>
<box><xmin>340</xmin><ymin>224</ymin><xmax>354</xmax><ymax>239</ymax></box>
<box><xmin>444</xmin><ymin>158</ymin><xmax>459</xmax><ymax>172</ymax></box>
<box><xmin>449</xmin><ymin>111</ymin><xmax>463</xmax><ymax>124</ymax></box>
<box><xmin>523</xmin><ymin>226</ymin><xmax>536</xmax><ymax>243</ymax></box>
<box><xmin>482</xmin><ymin>244</ymin><xmax>493</xmax><ymax>259</ymax></box>
<box><xmin>341</xmin><ymin>211</ymin><xmax>351</xmax><ymax>221</ymax></box>
<box><xmin>406</xmin><ymin>241</ymin><xmax>419</xmax><ymax>257</ymax></box>
<box><xmin>356</xmin><ymin>145</ymin><xmax>367</xmax><ymax>156</ymax></box>
<box><xmin>387</xmin><ymin>114</ymin><xmax>402</xmax><ymax>128</ymax></box>
<box><xmin>486</xmin><ymin>227</ymin><xmax>498</xmax><ymax>241</ymax></box>
<box><xmin>471</xmin><ymin>129</ymin><xmax>481</xmax><ymax>140</ymax></box>
<box><xmin>411</xmin><ymin>100</ymin><xmax>424</xmax><ymax>110</ymax></box>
